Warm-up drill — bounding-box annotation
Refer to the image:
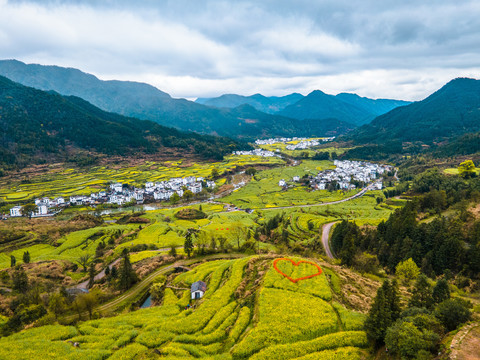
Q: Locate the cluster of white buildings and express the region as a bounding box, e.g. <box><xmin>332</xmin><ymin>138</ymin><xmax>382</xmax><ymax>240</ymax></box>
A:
<box><xmin>310</xmin><ymin>160</ymin><xmax>390</xmax><ymax>190</ymax></box>
<box><xmin>254</xmin><ymin>137</ymin><xmax>335</xmax><ymax>145</ymax></box>
<box><xmin>9</xmin><ymin>176</ymin><xmax>216</xmax><ymax>217</ymax></box>
<box><xmin>279</xmin><ymin>160</ymin><xmax>391</xmax><ymax>191</ymax></box>
<box><xmin>286</xmin><ymin>139</ymin><xmax>322</xmax><ymax>150</ymax></box>
<box><xmin>233</xmin><ymin>149</ymin><xmax>277</xmax><ymax>157</ymax></box>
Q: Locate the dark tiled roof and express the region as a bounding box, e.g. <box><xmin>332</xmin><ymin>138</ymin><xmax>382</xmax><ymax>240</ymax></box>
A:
<box><xmin>191</xmin><ymin>281</ymin><xmax>207</xmax><ymax>292</ymax></box>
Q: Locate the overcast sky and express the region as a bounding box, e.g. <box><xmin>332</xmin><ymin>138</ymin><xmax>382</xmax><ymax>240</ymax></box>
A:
<box><xmin>1</xmin><ymin>0</ymin><xmax>480</xmax><ymax>100</ymax></box>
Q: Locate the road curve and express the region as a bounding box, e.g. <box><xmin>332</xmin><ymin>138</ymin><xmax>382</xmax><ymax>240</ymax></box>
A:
<box><xmin>321</xmin><ymin>221</ymin><xmax>338</xmax><ymax>259</ymax></box>
<box><xmin>257</xmin><ymin>182</ymin><xmax>378</xmax><ymax>211</ymax></box>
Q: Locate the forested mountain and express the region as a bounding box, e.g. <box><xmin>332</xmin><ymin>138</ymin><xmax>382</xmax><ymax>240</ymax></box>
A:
<box><xmin>0</xmin><ymin>60</ymin><xmax>352</xmax><ymax>139</ymax></box>
<box><xmin>0</xmin><ymin>76</ymin><xmax>244</xmax><ymax>167</ymax></box>
<box><xmin>278</xmin><ymin>90</ymin><xmax>409</xmax><ymax>126</ymax></box>
<box><xmin>349</xmin><ymin>78</ymin><xmax>480</xmax><ymax>144</ymax></box>
<box><xmin>195</xmin><ymin>93</ymin><xmax>304</xmax><ymax>114</ymax></box>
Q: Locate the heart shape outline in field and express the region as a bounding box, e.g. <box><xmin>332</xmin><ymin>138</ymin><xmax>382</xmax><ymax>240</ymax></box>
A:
<box><xmin>273</xmin><ymin>258</ymin><xmax>323</xmax><ymax>283</ymax></box>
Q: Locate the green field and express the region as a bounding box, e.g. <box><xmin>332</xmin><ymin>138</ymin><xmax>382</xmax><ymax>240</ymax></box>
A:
<box><xmin>257</xmin><ymin>139</ymin><xmax>353</xmax><ymax>158</ymax></box>
<box><xmin>0</xmin><ymin>155</ymin><xmax>285</xmax><ymax>203</ymax></box>
<box><xmin>221</xmin><ymin>160</ymin><xmax>362</xmax><ymax>209</ymax></box>
<box><xmin>0</xmin><ymin>256</ymin><xmax>369</xmax><ymax>359</ymax></box>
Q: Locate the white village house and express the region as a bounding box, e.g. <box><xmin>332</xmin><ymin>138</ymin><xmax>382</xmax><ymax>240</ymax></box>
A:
<box><xmin>10</xmin><ymin>206</ymin><xmax>22</xmax><ymax>217</ymax></box>
<box><xmin>191</xmin><ymin>281</ymin><xmax>207</xmax><ymax>300</ymax></box>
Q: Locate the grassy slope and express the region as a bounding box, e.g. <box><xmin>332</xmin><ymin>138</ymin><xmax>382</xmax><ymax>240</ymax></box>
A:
<box><xmin>0</xmin><ymin>256</ymin><xmax>370</xmax><ymax>359</ymax></box>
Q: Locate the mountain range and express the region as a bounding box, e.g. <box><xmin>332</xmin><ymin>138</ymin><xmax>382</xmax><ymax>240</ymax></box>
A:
<box><xmin>196</xmin><ymin>93</ymin><xmax>304</xmax><ymax>114</ymax></box>
<box><xmin>348</xmin><ymin>77</ymin><xmax>480</xmax><ymax>145</ymax></box>
<box><xmin>199</xmin><ymin>91</ymin><xmax>410</xmax><ymax>126</ymax></box>
<box><xmin>0</xmin><ymin>60</ymin><xmax>409</xmax><ymax>139</ymax></box>
<box><xmin>0</xmin><ymin>75</ymin><xmax>243</xmax><ymax>168</ymax></box>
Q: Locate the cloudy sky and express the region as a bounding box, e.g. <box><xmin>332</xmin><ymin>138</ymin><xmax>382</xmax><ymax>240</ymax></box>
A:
<box><xmin>1</xmin><ymin>0</ymin><xmax>479</xmax><ymax>100</ymax></box>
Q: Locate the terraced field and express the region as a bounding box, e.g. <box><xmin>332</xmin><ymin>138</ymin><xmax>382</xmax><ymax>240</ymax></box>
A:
<box><xmin>0</xmin><ymin>155</ymin><xmax>284</xmax><ymax>203</ymax></box>
<box><xmin>0</xmin><ymin>224</ymin><xmax>137</xmax><ymax>269</ymax></box>
<box><xmin>221</xmin><ymin>160</ymin><xmax>362</xmax><ymax>209</ymax></box>
<box><xmin>0</xmin><ymin>256</ymin><xmax>369</xmax><ymax>359</ymax></box>
<box><xmin>257</xmin><ymin>139</ymin><xmax>353</xmax><ymax>158</ymax></box>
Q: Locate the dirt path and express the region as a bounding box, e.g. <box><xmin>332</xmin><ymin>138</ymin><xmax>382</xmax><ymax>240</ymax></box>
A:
<box><xmin>321</xmin><ymin>222</ymin><xmax>338</xmax><ymax>259</ymax></box>
<box><xmin>449</xmin><ymin>322</ymin><xmax>480</xmax><ymax>360</ymax></box>
<box><xmin>64</xmin><ymin>253</ymin><xmax>246</xmax><ymax>322</ymax></box>
<box><xmin>75</xmin><ymin>258</ymin><xmax>122</xmax><ymax>289</ymax></box>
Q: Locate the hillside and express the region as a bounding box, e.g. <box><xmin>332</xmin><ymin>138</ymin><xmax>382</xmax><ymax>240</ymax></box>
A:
<box><xmin>0</xmin><ymin>60</ymin><xmax>351</xmax><ymax>139</ymax></box>
<box><xmin>0</xmin><ymin>76</ymin><xmax>243</xmax><ymax>167</ymax></box>
<box><xmin>349</xmin><ymin>77</ymin><xmax>480</xmax><ymax>145</ymax></box>
<box><xmin>279</xmin><ymin>90</ymin><xmax>409</xmax><ymax>126</ymax></box>
<box><xmin>0</xmin><ymin>256</ymin><xmax>372</xmax><ymax>359</ymax></box>
<box><xmin>196</xmin><ymin>93</ymin><xmax>304</xmax><ymax>114</ymax></box>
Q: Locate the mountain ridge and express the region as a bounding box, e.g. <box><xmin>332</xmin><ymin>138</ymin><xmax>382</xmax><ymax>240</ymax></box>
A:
<box><xmin>0</xmin><ymin>75</ymin><xmax>244</xmax><ymax>167</ymax></box>
<box><xmin>347</xmin><ymin>77</ymin><xmax>480</xmax><ymax>145</ymax></box>
<box><xmin>0</xmin><ymin>60</ymin><xmax>353</xmax><ymax>139</ymax></box>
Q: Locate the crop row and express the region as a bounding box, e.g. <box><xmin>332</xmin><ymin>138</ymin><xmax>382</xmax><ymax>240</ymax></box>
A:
<box><xmin>262</xmin><ymin>258</ymin><xmax>332</xmax><ymax>301</ymax></box>
<box><xmin>232</xmin><ymin>287</ymin><xmax>338</xmax><ymax>358</ymax></box>
<box><xmin>250</xmin><ymin>331</ymin><xmax>368</xmax><ymax>360</ymax></box>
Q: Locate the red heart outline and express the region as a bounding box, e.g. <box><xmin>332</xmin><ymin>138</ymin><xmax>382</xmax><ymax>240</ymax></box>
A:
<box><xmin>273</xmin><ymin>258</ymin><xmax>323</xmax><ymax>283</ymax></box>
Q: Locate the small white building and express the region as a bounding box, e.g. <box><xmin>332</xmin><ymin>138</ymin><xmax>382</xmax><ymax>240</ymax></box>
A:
<box><xmin>110</xmin><ymin>183</ymin><xmax>123</xmax><ymax>193</ymax></box>
<box><xmin>134</xmin><ymin>192</ymin><xmax>144</xmax><ymax>202</ymax></box>
<box><xmin>10</xmin><ymin>206</ymin><xmax>22</xmax><ymax>217</ymax></box>
<box><xmin>292</xmin><ymin>176</ymin><xmax>300</xmax><ymax>182</ymax></box>
<box><xmin>191</xmin><ymin>281</ymin><xmax>207</xmax><ymax>300</ymax></box>
<box><xmin>279</xmin><ymin>179</ymin><xmax>287</xmax><ymax>187</ymax></box>
<box><xmin>188</xmin><ymin>183</ymin><xmax>202</xmax><ymax>194</ymax></box>
<box><xmin>36</xmin><ymin>203</ymin><xmax>48</xmax><ymax>216</ymax></box>
<box><xmin>375</xmin><ymin>182</ymin><xmax>383</xmax><ymax>190</ymax></box>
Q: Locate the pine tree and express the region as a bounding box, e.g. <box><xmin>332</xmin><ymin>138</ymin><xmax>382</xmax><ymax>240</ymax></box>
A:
<box><xmin>22</xmin><ymin>251</ymin><xmax>30</xmax><ymax>264</ymax></box>
<box><xmin>409</xmin><ymin>274</ymin><xmax>433</xmax><ymax>309</ymax></box>
<box><xmin>184</xmin><ymin>231</ymin><xmax>194</xmax><ymax>257</ymax></box>
<box><xmin>340</xmin><ymin>233</ymin><xmax>356</xmax><ymax>267</ymax></box>
<box><xmin>432</xmin><ymin>278</ymin><xmax>450</xmax><ymax>304</ymax></box>
<box><xmin>119</xmin><ymin>249</ymin><xmax>137</xmax><ymax>291</ymax></box>
<box><xmin>110</xmin><ymin>266</ymin><xmax>118</xmax><ymax>279</ymax></box>
<box><xmin>88</xmin><ymin>262</ymin><xmax>96</xmax><ymax>288</ymax></box>
<box><xmin>10</xmin><ymin>255</ymin><xmax>16</xmax><ymax>268</ymax></box>
<box><xmin>365</xmin><ymin>280</ymin><xmax>392</xmax><ymax>346</ymax></box>
<box><xmin>385</xmin><ymin>279</ymin><xmax>402</xmax><ymax>321</ymax></box>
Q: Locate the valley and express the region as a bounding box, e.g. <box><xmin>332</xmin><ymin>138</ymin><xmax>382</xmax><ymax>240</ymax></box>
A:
<box><xmin>0</xmin><ymin>58</ymin><xmax>479</xmax><ymax>360</ymax></box>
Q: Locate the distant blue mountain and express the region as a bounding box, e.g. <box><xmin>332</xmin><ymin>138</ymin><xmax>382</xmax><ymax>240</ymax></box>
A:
<box><xmin>279</xmin><ymin>90</ymin><xmax>410</xmax><ymax>126</ymax></box>
<box><xmin>0</xmin><ymin>60</ymin><xmax>355</xmax><ymax>139</ymax></box>
<box><xmin>196</xmin><ymin>93</ymin><xmax>304</xmax><ymax>114</ymax></box>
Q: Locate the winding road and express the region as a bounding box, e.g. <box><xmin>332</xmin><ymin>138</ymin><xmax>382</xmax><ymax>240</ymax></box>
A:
<box><xmin>258</xmin><ymin>181</ymin><xmax>379</xmax><ymax>211</ymax></box>
<box><xmin>321</xmin><ymin>222</ymin><xmax>338</xmax><ymax>259</ymax></box>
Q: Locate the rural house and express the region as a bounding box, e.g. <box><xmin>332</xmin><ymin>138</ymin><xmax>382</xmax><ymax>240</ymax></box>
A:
<box><xmin>10</xmin><ymin>206</ymin><xmax>22</xmax><ymax>217</ymax></box>
<box><xmin>191</xmin><ymin>281</ymin><xmax>207</xmax><ymax>299</ymax></box>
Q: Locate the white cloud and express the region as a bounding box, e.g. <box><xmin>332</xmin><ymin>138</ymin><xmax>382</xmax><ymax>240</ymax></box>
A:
<box><xmin>1</xmin><ymin>0</ymin><xmax>480</xmax><ymax>100</ymax></box>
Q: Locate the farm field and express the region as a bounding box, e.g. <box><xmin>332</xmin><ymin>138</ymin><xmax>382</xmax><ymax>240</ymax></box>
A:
<box><xmin>257</xmin><ymin>139</ymin><xmax>353</xmax><ymax>158</ymax></box>
<box><xmin>0</xmin><ymin>203</ymin><xmax>261</xmax><ymax>270</ymax></box>
<box><xmin>221</xmin><ymin>160</ymin><xmax>362</xmax><ymax>209</ymax></box>
<box><xmin>0</xmin><ymin>256</ymin><xmax>370</xmax><ymax>359</ymax></box>
<box><xmin>0</xmin><ymin>189</ymin><xmax>402</xmax><ymax>271</ymax></box>
<box><xmin>0</xmin><ymin>155</ymin><xmax>285</xmax><ymax>204</ymax></box>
